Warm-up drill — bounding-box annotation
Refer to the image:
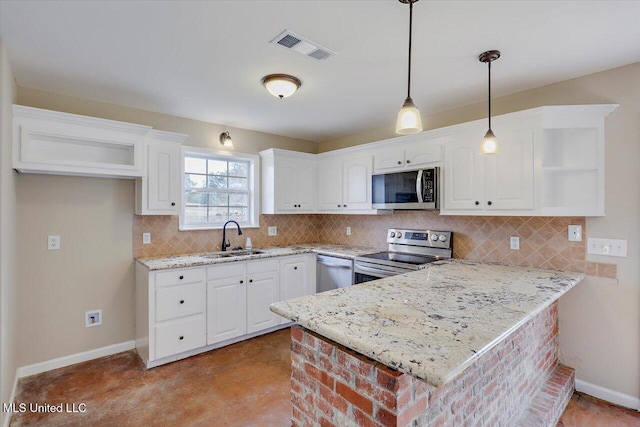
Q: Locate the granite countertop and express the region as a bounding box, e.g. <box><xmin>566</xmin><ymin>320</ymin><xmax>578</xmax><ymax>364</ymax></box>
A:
<box><xmin>135</xmin><ymin>244</ymin><xmax>379</xmax><ymax>270</ymax></box>
<box><xmin>270</xmin><ymin>259</ymin><xmax>583</xmax><ymax>387</ymax></box>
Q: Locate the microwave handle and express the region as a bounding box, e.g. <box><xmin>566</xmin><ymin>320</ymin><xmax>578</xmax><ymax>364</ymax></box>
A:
<box><xmin>416</xmin><ymin>170</ymin><xmax>424</xmax><ymax>203</ymax></box>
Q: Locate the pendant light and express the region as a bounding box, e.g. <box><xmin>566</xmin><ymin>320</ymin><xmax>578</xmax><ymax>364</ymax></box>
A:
<box><xmin>395</xmin><ymin>0</ymin><xmax>423</xmax><ymax>135</ymax></box>
<box><xmin>479</xmin><ymin>50</ymin><xmax>500</xmax><ymax>154</ymax></box>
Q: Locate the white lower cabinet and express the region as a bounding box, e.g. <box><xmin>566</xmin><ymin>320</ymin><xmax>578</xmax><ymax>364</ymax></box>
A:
<box><xmin>135</xmin><ymin>263</ymin><xmax>207</xmax><ymax>368</ymax></box>
<box><xmin>137</xmin><ymin>254</ymin><xmax>318</xmax><ymax>368</ymax></box>
<box><xmin>206</xmin><ymin>263</ymin><xmax>247</xmax><ymax>344</ymax></box>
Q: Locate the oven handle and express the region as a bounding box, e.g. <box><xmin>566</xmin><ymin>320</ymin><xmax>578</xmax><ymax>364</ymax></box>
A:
<box><xmin>416</xmin><ymin>169</ymin><xmax>424</xmax><ymax>203</ymax></box>
<box><xmin>354</xmin><ymin>264</ymin><xmax>404</xmax><ymax>278</ymax></box>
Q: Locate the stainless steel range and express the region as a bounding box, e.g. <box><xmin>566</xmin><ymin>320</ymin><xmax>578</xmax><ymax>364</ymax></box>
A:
<box><xmin>354</xmin><ymin>228</ymin><xmax>452</xmax><ymax>284</ymax></box>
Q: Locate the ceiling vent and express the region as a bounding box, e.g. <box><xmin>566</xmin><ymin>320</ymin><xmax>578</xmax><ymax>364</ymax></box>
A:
<box><xmin>270</xmin><ymin>30</ymin><xmax>336</xmax><ymax>61</ymax></box>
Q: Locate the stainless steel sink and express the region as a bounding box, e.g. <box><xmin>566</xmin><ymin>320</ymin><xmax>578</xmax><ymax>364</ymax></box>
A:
<box><xmin>200</xmin><ymin>250</ymin><xmax>264</xmax><ymax>259</ymax></box>
<box><xmin>226</xmin><ymin>250</ymin><xmax>264</xmax><ymax>257</ymax></box>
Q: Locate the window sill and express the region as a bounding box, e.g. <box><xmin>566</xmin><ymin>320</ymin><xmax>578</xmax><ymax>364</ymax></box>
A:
<box><xmin>178</xmin><ymin>223</ymin><xmax>260</xmax><ymax>231</ymax></box>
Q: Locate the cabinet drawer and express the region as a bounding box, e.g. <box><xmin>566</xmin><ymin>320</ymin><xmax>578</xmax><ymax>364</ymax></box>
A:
<box><xmin>156</xmin><ymin>283</ymin><xmax>205</xmax><ymax>322</ymax></box>
<box><xmin>207</xmin><ymin>262</ymin><xmax>246</xmax><ymax>281</ymax></box>
<box><xmin>247</xmin><ymin>258</ymin><xmax>279</xmax><ymax>274</ymax></box>
<box><xmin>155</xmin><ymin>316</ymin><xmax>206</xmax><ymax>360</ymax></box>
<box><xmin>155</xmin><ymin>268</ymin><xmax>205</xmax><ymax>288</ymax></box>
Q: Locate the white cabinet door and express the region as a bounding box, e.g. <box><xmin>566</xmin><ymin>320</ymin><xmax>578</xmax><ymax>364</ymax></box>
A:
<box><xmin>484</xmin><ymin>128</ymin><xmax>535</xmax><ymax>210</ymax></box>
<box><xmin>275</xmin><ymin>156</ymin><xmax>316</xmax><ymax>211</ymax></box>
<box><xmin>246</xmin><ymin>270</ymin><xmax>280</xmax><ymax>334</ymax></box>
<box><xmin>296</xmin><ymin>158</ymin><xmax>316</xmax><ymax>210</ymax></box>
<box><xmin>280</xmin><ymin>256</ymin><xmax>311</xmax><ymax>301</ymax></box>
<box><xmin>443</xmin><ymin>137</ymin><xmax>484</xmax><ymax>211</ymax></box>
<box><xmin>147</xmin><ymin>140</ymin><xmax>182</xmax><ymax>212</ymax></box>
<box><xmin>317</xmin><ymin>158</ymin><xmax>344</xmax><ymax>211</ymax></box>
<box><xmin>343</xmin><ymin>156</ymin><xmax>372</xmax><ymax>210</ymax></box>
<box><xmin>373</xmin><ymin>147</ymin><xmax>404</xmax><ymax>171</ymax></box>
<box><xmin>404</xmin><ymin>139</ymin><xmax>442</xmax><ymax>167</ymax></box>
<box><xmin>276</xmin><ymin>157</ymin><xmax>298</xmax><ymax>211</ymax></box>
<box><xmin>207</xmin><ymin>274</ymin><xmax>247</xmax><ymax>345</ymax></box>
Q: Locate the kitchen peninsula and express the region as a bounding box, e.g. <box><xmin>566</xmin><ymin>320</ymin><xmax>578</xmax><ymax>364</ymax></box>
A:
<box><xmin>271</xmin><ymin>260</ymin><xmax>583</xmax><ymax>426</ymax></box>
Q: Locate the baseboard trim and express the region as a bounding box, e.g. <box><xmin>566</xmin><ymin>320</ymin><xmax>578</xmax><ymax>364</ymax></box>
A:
<box><xmin>575</xmin><ymin>378</ymin><xmax>640</xmax><ymax>411</ymax></box>
<box><xmin>16</xmin><ymin>340</ymin><xmax>135</xmax><ymax>379</ymax></box>
<box><xmin>2</xmin><ymin>371</ymin><xmax>19</xmax><ymax>427</ymax></box>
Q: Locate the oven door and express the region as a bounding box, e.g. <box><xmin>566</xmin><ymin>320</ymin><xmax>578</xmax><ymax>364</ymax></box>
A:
<box><xmin>353</xmin><ymin>262</ymin><xmax>412</xmax><ymax>284</ymax></box>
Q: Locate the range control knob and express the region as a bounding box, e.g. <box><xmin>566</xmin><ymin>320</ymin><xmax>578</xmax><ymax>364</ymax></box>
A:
<box><xmin>438</xmin><ymin>234</ymin><xmax>447</xmax><ymax>242</ymax></box>
<box><xmin>390</xmin><ymin>232</ymin><xmax>396</xmax><ymax>238</ymax></box>
<box><xmin>430</xmin><ymin>233</ymin><xmax>439</xmax><ymax>241</ymax></box>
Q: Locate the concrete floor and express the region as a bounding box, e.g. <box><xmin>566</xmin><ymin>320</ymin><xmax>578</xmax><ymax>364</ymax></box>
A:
<box><xmin>10</xmin><ymin>328</ymin><xmax>640</xmax><ymax>426</ymax></box>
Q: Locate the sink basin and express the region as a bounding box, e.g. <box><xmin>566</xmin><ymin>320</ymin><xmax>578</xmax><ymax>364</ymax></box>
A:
<box><xmin>200</xmin><ymin>253</ymin><xmax>235</xmax><ymax>259</ymax></box>
<box><xmin>200</xmin><ymin>250</ymin><xmax>264</xmax><ymax>259</ymax></box>
<box><xmin>226</xmin><ymin>250</ymin><xmax>264</xmax><ymax>257</ymax></box>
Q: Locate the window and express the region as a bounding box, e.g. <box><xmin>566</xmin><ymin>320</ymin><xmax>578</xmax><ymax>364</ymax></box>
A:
<box><xmin>180</xmin><ymin>148</ymin><xmax>259</xmax><ymax>230</ymax></box>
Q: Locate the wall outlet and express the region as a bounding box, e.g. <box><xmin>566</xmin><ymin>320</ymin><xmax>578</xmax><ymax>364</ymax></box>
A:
<box><xmin>510</xmin><ymin>236</ymin><xmax>520</xmax><ymax>250</ymax></box>
<box><xmin>346</xmin><ymin>227</ymin><xmax>351</xmax><ymax>236</ymax></box>
<box><xmin>142</xmin><ymin>232</ymin><xmax>151</xmax><ymax>244</ymax></box>
<box><xmin>587</xmin><ymin>238</ymin><xmax>627</xmax><ymax>257</ymax></box>
<box><xmin>85</xmin><ymin>309</ymin><xmax>102</xmax><ymax>328</ymax></box>
<box><xmin>268</xmin><ymin>226</ymin><xmax>277</xmax><ymax>236</ymax></box>
<box><xmin>568</xmin><ymin>225</ymin><xmax>582</xmax><ymax>242</ymax></box>
<box><xmin>47</xmin><ymin>235</ymin><xmax>61</xmax><ymax>250</ymax></box>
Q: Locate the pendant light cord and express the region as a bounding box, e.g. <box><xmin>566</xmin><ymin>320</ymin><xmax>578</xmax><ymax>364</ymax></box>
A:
<box><xmin>406</xmin><ymin>0</ymin><xmax>414</xmax><ymax>100</ymax></box>
<box><xmin>488</xmin><ymin>60</ymin><xmax>492</xmax><ymax>129</ymax></box>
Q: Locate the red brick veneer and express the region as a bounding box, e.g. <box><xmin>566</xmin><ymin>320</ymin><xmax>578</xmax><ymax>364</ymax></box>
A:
<box><xmin>290</xmin><ymin>301</ymin><xmax>573</xmax><ymax>426</ymax></box>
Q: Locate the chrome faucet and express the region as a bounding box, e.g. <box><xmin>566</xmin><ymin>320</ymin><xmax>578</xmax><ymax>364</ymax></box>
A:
<box><xmin>221</xmin><ymin>220</ymin><xmax>243</xmax><ymax>251</ymax></box>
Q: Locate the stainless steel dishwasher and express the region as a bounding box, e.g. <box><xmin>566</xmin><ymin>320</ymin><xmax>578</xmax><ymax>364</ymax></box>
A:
<box><xmin>316</xmin><ymin>255</ymin><xmax>354</xmax><ymax>293</ymax></box>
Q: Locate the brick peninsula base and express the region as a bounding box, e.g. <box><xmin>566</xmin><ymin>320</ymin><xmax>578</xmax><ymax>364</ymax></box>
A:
<box><xmin>290</xmin><ymin>301</ymin><xmax>574</xmax><ymax>426</ymax></box>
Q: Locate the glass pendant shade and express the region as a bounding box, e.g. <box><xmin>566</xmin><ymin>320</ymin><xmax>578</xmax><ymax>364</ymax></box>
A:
<box><xmin>261</xmin><ymin>74</ymin><xmax>301</xmax><ymax>99</ymax></box>
<box><xmin>396</xmin><ymin>97</ymin><xmax>423</xmax><ymax>134</ymax></box>
<box><xmin>479</xmin><ymin>128</ymin><xmax>499</xmax><ymax>154</ymax></box>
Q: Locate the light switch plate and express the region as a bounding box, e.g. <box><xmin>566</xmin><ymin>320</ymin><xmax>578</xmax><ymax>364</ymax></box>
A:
<box><xmin>268</xmin><ymin>226</ymin><xmax>277</xmax><ymax>236</ymax></box>
<box><xmin>568</xmin><ymin>225</ymin><xmax>582</xmax><ymax>242</ymax></box>
<box><xmin>587</xmin><ymin>238</ymin><xmax>627</xmax><ymax>257</ymax></box>
<box><xmin>48</xmin><ymin>235</ymin><xmax>61</xmax><ymax>250</ymax></box>
<box><xmin>142</xmin><ymin>232</ymin><xmax>151</xmax><ymax>244</ymax></box>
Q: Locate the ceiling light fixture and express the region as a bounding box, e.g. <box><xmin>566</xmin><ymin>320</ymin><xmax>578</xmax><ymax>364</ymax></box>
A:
<box><xmin>219</xmin><ymin>131</ymin><xmax>233</xmax><ymax>148</ymax></box>
<box><xmin>396</xmin><ymin>0</ymin><xmax>423</xmax><ymax>135</ymax></box>
<box><xmin>479</xmin><ymin>50</ymin><xmax>501</xmax><ymax>154</ymax></box>
<box><xmin>261</xmin><ymin>74</ymin><xmax>302</xmax><ymax>99</ymax></box>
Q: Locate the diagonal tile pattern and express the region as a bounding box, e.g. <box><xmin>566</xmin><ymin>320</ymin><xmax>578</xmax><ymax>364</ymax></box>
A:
<box><xmin>133</xmin><ymin>212</ymin><xmax>617</xmax><ymax>278</ymax></box>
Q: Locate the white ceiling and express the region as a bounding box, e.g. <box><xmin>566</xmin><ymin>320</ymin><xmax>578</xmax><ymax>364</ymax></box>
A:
<box><xmin>1</xmin><ymin>1</ymin><xmax>639</xmax><ymax>143</ymax></box>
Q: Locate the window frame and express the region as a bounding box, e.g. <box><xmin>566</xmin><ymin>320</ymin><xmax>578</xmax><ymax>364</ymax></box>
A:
<box><xmin>179</xmin><ymin>146</ymin><xmax>260</xmax><ymax>231</ymax></box>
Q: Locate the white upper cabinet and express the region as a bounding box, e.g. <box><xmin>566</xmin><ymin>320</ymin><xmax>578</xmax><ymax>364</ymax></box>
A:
<box><xmin>136</xmin><ymin>130</ymin><xmax>188</xmax><ymax>215</ymax></box>
<box><xmin>441</xmin><ymin>104</ymin><xmax>617</xmax><ymax>216</ymax></box>
<box><xmin>443</xmin><ymin>127</ymin><xmax>534</xmax><ymax>212</ymax></box>
<box><xmin>260</xmin><ymin>149</ymin><xmax>317</xmax><ymax>214</ymax></box>
<box><xmin>317</xmin><ymin>154</ymin><xmax>372</xmax><ymax>212</ymax></box>
<box><xmin>373</xmin><ymin>136</ymin><xmax>442</xmax><ymax>173</ymax></box>
<box><xmin>12</xmin><ymin>105</ymin><xmax>150</xmax><ymax>178</ymax></box>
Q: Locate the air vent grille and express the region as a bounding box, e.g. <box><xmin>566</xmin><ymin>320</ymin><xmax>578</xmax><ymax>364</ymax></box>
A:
<box><xmin>270</xmin><ymin>30</ymin><xmax>336</xmax><ymax>61</ymax></box>
<box><xmin>277</xmin><ymin>34</ymin><xmax>301</xmax><ymax>49</ymax></box>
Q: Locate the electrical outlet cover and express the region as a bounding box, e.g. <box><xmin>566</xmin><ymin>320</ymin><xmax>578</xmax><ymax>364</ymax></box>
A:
<box><xmin>47</xmin><ymin>235</ymin><xmax>61</xmax><ymax>250</ymax></box>
<box><xmin>510</xmin><ymin>236</ymin><xmax>520</xmax><ymax>250</ymax></box>
<box><xmin>268</xmin><ymin>226</ymin><xmax>277</xmax><ymax>236</ymax></box>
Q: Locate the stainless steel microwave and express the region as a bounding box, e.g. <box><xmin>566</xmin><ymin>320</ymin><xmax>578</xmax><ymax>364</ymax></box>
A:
<box><xmin>372</xmin><ymin>167</ymin><xmax>439</xmax><ymax>210</ymax></box>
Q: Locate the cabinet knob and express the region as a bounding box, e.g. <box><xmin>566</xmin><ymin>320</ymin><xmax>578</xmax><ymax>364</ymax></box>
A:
<box><xmin>179</xmin><ymin>275</ymin><xmax>184</xmax><ymax>280</ymax></box>
<box><xmin>474</xmin><ymin>201</ymin><xmax>480</xmax><ymax>206</ymax></box>
<box><xmin>249</xmin><ymin>279</ymin><xmax>253</xmax><ymax>283</ymax></box>
<box><xmin>179</xmin><ymin>336</ymin><xmax>184</xmax><ymax>340</ymax></box>
<box><xmin>406</xmin><ymin>160</ymin><xmax>411</xmax><ymax>164</ymax></box>
<box><xmin>180</xmin><ymin>300</ymin><xmax>184</xmax><ymax>304</ymax></box>
<box><xmin>487</xmin><ymin>201</ymin><xmax>493</xmax><ymax>206</ymax></box>
<box><xmin>171</xmin><ymin>202</ymin><xmax>176</xmax><ymax>206</ymax></box>
<box><xmin>337</xmin><ymin>204</ymin><xmax>341</xmax><ymax>207</ymax></box>
<box><xmin>344</xmin><ymin>204</ymin><xmax>347</xmax><ymax>207</ymax></box>
<box><xmin>240</xmin><ymin>280</ymin><xmax>244</xmax><ymax>284</ymax></box>
<box><xmin>397</xmin><ymin>161</ymin><xmax>402</xmax><ymax>165</ymax></box>
<box><xmin>294</xmin><ymin>266</ymin><xmax>298</xmax><ymax>270</ymax></box>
